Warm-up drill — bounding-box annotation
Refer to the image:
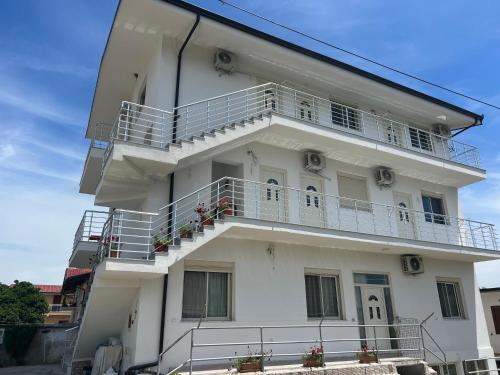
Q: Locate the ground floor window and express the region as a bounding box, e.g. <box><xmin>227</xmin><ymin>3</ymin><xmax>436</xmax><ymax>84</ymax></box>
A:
<box><xmin>464</xmin><ymin>360</ymin><xmax>488</xmax><ymax>375</ymax></box>
<box><xmin>182</xmin><ymin>270</ymin><xmax>230</xmax><ymax>319</ymax></box>
<box><xmin>431</xmin><ymin>363</ymin><xmax>457</xmax><ymax>375</ymax></box>
<box><xmin>436</xmin><ymin>280</ymin><xmax>465</xmax><ymax>319</ymax></box>
<box><xmin>304</xmin><ymin>274</ymin><xmax>341</xmax><ymax>318</ymax></box>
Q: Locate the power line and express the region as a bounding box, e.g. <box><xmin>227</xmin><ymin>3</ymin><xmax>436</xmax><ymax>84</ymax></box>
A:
<box><xmin>219</xmin><ymin>0</ymin><xmax>500</xmax><ymax>111</ymax></box>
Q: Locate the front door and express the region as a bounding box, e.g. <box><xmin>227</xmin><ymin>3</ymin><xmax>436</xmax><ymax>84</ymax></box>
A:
<box><xmin>260</xmin><ymin>167</ymin><xmax>287</xmax><ymax>222</ymax></box>
<box><xmin>300</xmin><ymin>175</ymin><xmax>326</xmax><ymax>227</ymax></box>
<box><xmin>361</xmin><ymin>286</ymin><xmax>390</xmax><ymax>350</ymax></box>
<box><xmin>393</xmin><ymin>192</ymin><xmax>416</xmax><ymax>240</ymax></box>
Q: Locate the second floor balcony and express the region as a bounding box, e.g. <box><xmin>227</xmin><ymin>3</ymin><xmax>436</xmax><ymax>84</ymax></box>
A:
<box><xmin>91</xmin><ymin>177</ymin><xmax>498</xmax><ymax>273</ymax></box>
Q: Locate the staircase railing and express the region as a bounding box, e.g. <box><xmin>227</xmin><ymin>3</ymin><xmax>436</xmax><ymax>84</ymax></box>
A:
<box><xmin>154</xmin><ymin>316</ymin><xmax>447</xmax><ymax>375</ymax></box>
<box><xmin>95</xmin><ymin>176</ymin><xmax>497</xmax><ymax>262</ymax></box>
<box><xmin>103</xmin><ymin>82</ymin><xmax>481</xmax><ymax>169</ymax></box>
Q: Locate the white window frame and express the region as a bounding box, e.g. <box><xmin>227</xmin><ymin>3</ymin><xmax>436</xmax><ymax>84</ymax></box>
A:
<box><xmin>330</xmin><ymin>101</ymin><xmax>361</xmax><ymax>131</ymax></box>
<box><xmin>304</xmin><ymin>271</ymin><xmax>343</xmax><ymax>320</ymax></box>
<box><xmin>436</xmin><ymin>278</ymin><xmax>466</xmax><ymax>320</ymax></box>
<box><xmin>337</xmin><ymin>173</ymin><xmax>371</xmax><ymax>211</ymax></box>
<box><xmin>182</xmin><ymin>266</ymin><xmax>233</xmax><ymax>321</ymax></box>
<box><xmin>422</xmin><ymin>192</ymin><xmax>448</xmax><ymax>225</ymax></box>
<box><xmin>409</xmin><ymin>126</ymin><xmax>433</xmax><ymax>152</ymax></box>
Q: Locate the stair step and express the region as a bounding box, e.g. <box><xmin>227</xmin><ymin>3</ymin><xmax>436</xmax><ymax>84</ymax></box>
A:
<box><xmin>191</xmin><ymin>135</ymin><xmax>205</xmax><ymax>142</ymax></box>
<box><xmin>202</xmin><ymin>131</ymin><xmax>216</xmax><ymax>138</ymax></box>
<box><xmin>202</xmin><ymin>225</ymin><xmax>215</xmax><ymax>231</ymax></box>
<box><xmin>214</xmin><ymin>219</ymin><xmax>225</xmax><ymax>224</ymax></box>
<box><xmin>167</xmin><ymin>143</ymin><xmax>182</xmax><ymax>149</ymax></box>
<box><xmin>168</xmin><ymin>245</ymin><xmax>181</xmax><ymax>250</ymax></box>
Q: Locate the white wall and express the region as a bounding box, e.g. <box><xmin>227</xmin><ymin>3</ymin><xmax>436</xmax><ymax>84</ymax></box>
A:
<box><xmin>481</xmin><ymin>290</ymin><xmax>500</xmax><ymax>354</ymax></box>
<box><xmin>156</xmin><ymin>237</ymin><xmax>489</xmax><ymax>370</ymax></box>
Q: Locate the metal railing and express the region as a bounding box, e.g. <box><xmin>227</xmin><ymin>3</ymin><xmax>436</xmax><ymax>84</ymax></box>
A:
<box><xmin>72</xmin><ymin>210</ymin><xmax>109</xmax><ymax>252</ymax></box>
<box><xmin>155</xmin><ymin>314</ymin><xmax>446</xmax><ymax>375</ymax></box>
<box><xmin>91</xmin><ymin>123</ymin><xmax>113</xmax><ymax>149</ymax></box>
<box><xmin>104</xmin><ymin>82</ymin><xmax>481</xmax><ymax>169</ymax></box>
<box><xmin>463</xmin><ymin>357</ymin><xmax>500</xmax><ymax>375</ymax></box>
<box><xmin>96</xmin><ymin>177</ymin><xmax>497</xmax><ymax>262</ymax></box>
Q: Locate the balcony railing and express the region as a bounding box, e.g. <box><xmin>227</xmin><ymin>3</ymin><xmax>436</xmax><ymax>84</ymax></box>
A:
<box><xmin>72</xmin><ymin>210</ymin><xmax>109</xmax><ymax>251</ymax></box>
<box><xmin>97</xmin><ymin>177</ymin><xmax>497</xmax><ymax>262</ymax></box>
<box><xmin>104</xmin><ymin>83</ymin><xmax>481</xmax><ymax>169</ymax></box>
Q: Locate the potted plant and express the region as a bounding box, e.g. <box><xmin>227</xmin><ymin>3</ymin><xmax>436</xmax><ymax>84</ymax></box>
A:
<box><xmin>217</xmin><ymin>196</ymin><xmax>232</xmax><ymax>218</ymax></box>
<box><xmin>180</xmin><ymin>223</ymin><xmax>193</xmax><ymax>239</ymax></box>
<box><xmin>102</xmin><ymin>235</ymin><xmax>119</xmax><ymax>258</ymax></box>
<box><xmin>357</xmin><ymin>343</ymin><xmax>378</xmax><ymax>364</ymax></box>
<box><xmin>302</xmin><ymin>346</ymin><xmax>323</xmax><ymax>368</ymax></box>
<box><xmin>152</xmin><ymin>229</ymin><xmax>171</xmax><ymax>252</ymax></box>
<box><xmin>195</xmin><ymin>203</ymin><xmax>214</xmax><ymax>226</ymax></box>
<box><xmin>230</xmin><ymin>348</ymin><xmax>272</xmax><ymax>373</ymax></box>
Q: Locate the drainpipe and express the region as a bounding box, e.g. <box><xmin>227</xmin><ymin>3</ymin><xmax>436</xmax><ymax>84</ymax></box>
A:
<box><xmin>160</xmin><ymin>13</ymin><xmax>201</xmax><ymax>357</ymax></box>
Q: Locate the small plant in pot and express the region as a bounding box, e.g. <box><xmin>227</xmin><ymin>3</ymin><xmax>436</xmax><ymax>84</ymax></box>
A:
<box><xmin>179</xmin><ymin>223</ymin><xmax>193</xmax><ymax>239</ymax></box>
<box><xmin>357</xmin><ymin>343</ymin><xmax>378</xmax><ymax>364</ymax></box>
<box><xmin>217</xmin><ymin>196</ymin><xmax>232</xmax><ymax>218</ymax></box>
<box><xmin>230</xmin><ymin>347</ymin><xmax>272</xmax><ymax>373</ymax></box>
<box><xmin>302</xmin><ymin>346</ymin><xmax>323</xmax><ymax>368</ymax></box>
<box><xmin>152</xmin><ymin>229</ymin><xmax>171</xmax><ymax>252</ymax></box>
<box><xmin>195</xmin><ymin>203</ymin><xmax>214</xmax><ymax>226</ymax></box>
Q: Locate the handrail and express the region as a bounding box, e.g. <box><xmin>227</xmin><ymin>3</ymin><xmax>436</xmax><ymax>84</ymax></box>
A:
<box><xmin>102</xmin><ymin>82</ymin><xmax>481</xmax><ymax>170</ymax></box>
<box><xmin>154</xmin><ymin>319</ymin><xmax>447</xmax><ymax>375</ymax></box>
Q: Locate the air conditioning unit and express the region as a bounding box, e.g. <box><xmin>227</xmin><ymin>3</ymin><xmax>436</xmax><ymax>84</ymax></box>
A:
<box><xmin>401</xmin><ymin>255</ymin><xmax>424</xmax><ymax>274</ymax></box>
<box><xmin>304</xmin><ymin>152</ymin><xmax>325</xmax><ymax>171</ymax></box>
<box><xmin>433</xmin><ymin>124</ymin><xmax>452</xmax><ymax>138</ymax></box>
<box><xmin>375</xmin><ymin>167</ymin><xmax>395</xmax><ymax>187</ymax></box>
<box><xmin>214</xmin><ymin>49</ymin><xmax>236</xmax><ymax>73</ymax></box>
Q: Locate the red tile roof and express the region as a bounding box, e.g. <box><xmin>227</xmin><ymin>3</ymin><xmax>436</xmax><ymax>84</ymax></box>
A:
<box><xmin>64</xmin><ymin>268</ymin><xmax>92</xmax><ymax>281</ymax></box>
<box><xmin>34</xmin><ymin>284</ymin><xmax>62</xmax><ymax>294</ymax></box>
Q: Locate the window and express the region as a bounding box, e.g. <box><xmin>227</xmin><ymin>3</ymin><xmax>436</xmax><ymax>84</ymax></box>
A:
<box><xmin>409</xmin><ymin>127</ymin><xmax>433</xmax><ymax>152</ymax></box>
<box><xmin>299</xmin><ymin>100</ymin><xmax>313</xmax><ymax>121</ymax></box>
<box><xmin>432</xmin><ymin>363</ymin><xmax>457</xmax><ymax>375</ymax></box>
<box><xmin>337</xmin><ymin>174</ymin><xmax>371</xmax><ymax>210</ymax></box>
<box><xmin>264</xmin><ymin>89</ymin><xmax>276</xmax><ymax>111</ymax></box>
<box><xmin>331</xmin><ymin>102</ymin><xmax>360</xmax><ymax>131</ymax></box>
<box><xmin>353</xmin><ymin>273</ymin><xmax>390</xmax><ymax>285</ymax></box>
<box><xmin>465</xmin><ymin>360</ymin><xmax>488</xmax><ymax>375</ymax></box>
<box><xmin>266</xmin><ymin>178</ymin><xmax>279</xmax><ymax>201</ymax></box>
<box><xmin>491</xmin><ymin>306</ymin><xmax>500</xmax><ymax>334</ymax></box>
<box><xmin>182</xmin><ymin>270</ymin><xmax>230</xmax><ymax>319</ymax></box>
<box><xmin>305</xmin><ymin>274</ymin><xmax>341</xmax><ymax>318</ymax></box>
<box><xmin>422</xmin><ymin>194</ymin><xmax>446</xmax><ymax>224</ymax></box>
<box><xmin>306</xmin><ymin>185</ymin><xmax>319</xmax><ymax>208</ymax></box>
<box><xmin>437</xmin><ymin>280</ymin><xmax>465</xmax><ymax>319</ymax></box>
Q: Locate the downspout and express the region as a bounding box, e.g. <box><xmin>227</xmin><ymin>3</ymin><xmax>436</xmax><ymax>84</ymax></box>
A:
<box><xmin>451</xmin><ymin>114</ymin><xmax>484</xmax><ymax>137</ymax></box>
<box><xmin>160</xmin><ymin>13</ymin><xmax>201</xmax><ymax>357</ymax></box>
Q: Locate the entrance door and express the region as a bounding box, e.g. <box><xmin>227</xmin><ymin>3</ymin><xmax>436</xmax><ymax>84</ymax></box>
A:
<box><xmin>361</xmin><ymin>287</ymin><xmax>390</xmax><ymax>350</ymax></box>
<box><xmin>260</xmin><ymin>167</ymin><xmax>287</xmax><ymax>222</ymax></box>
<box><xmin>393</xmin><ymin>192</ymin><xmax>416</xmax><ymax>240</ymax></box>
<box><xmin>300</xmin><ymin>176</ymin><xmax>326</xmax><ymax>227</ymax></box>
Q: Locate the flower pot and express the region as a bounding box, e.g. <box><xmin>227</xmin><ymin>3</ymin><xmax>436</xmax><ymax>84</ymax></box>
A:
<box><xmin>223</xmin><ymin>208</ymin><xmax>233</xmax><ymax>216</ymax></box>
<box><xmin>358</xmin><ymin>353</ymin><xmax>378</xmax><ymax>364</ymax></box>
<box><xmin>201</xmin><ymin>217</ymin><xmax>214</xmax><ymax>226</ymax></box>
<box><xmin>238</xmin><ymin>361</ymin><xmax>262</xmax><ymax>373</ymax></box>
<box><xmin>303</xmin><ymin>356</ymin><xmax>322</xmax><ymax>368</ymax></box>
<box><xmin>180</xmin><ymin>232</ymin><xmax>193</xmax><ymax>239</ymax></box>
<box><xmin>154</xmin><ymin>243</ymin><xmax>168</xmax><ymax>252</ymax></box>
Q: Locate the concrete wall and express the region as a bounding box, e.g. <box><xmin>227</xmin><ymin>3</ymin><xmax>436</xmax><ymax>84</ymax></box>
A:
<box><xmin>481</xmin><ymin>290</ymin><xmax>500</xmax><ymax>354</ymax></box>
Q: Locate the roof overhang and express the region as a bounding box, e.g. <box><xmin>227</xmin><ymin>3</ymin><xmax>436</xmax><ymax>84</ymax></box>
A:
<box><xmin>86</xmin><ymin>0</ymin><xmax>484</xmax><ymax>139</ymax></box>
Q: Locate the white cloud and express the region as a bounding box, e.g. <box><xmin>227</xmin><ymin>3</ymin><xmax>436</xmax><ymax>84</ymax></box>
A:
<box><xmin>0</xmin><ymin>143</ymin><xmax>15</xmax><ymax>160</ymax></box>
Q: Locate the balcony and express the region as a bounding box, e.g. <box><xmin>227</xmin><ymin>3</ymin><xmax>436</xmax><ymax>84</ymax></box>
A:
<box><xmin>95</xmin><ymin>177</ymin><xmax>498</xmax><ymax>270</ymax></box>
<box><xmin>70</xmin><ymin>210</ymin><xmax>109</xmax><ymax>268</ymax></box>
<box><xmin>80</xmin><ymin>123</ymin><xmax>112</xmax><ymax>194</ymax></box>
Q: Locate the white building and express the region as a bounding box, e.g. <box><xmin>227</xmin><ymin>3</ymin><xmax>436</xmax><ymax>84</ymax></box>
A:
<box><xmin>68</xmin><ymin>1</ymin><xmax>500</xmax><ymax>374</ymax></box>
<box><xmin>480</xmin><ymin>288</ymin><xmax>500</xmax><ymax>357</ymax></box>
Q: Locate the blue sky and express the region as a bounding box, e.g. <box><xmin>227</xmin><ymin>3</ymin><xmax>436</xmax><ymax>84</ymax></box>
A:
<box><xmin>0</xmin><ymin>0</ymin><xmax>499</xmax><ymax>286</ymax></box>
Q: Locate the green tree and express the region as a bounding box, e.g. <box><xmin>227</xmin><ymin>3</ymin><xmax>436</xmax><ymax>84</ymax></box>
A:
<box><xmin>0</xmin><ymin>281</ymin><xmax>49</xmax><ymax>365</ymax></box>
<box><xmin>0</xmin><ymin>281</ymin><xmax>48</xmax><ymax>324</ymax></box>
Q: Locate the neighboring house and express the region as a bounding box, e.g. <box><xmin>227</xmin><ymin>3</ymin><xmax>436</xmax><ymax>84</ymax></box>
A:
<box><xmin>34</xmin><ymin>284</ymin><xmax>71</xmax><ymax>324</ymax></box>
<box><xmin>68</xmin><ymin>0</ymin><xmax>499</xmax><ymax>374</ymax></box>
<box><xmin>61</xmin><ymin>268</ymin><xmax>92</xmax><ymax>324</ymax></box>
<box><xmin>480</xmin><ymin>288</ymin><xmax>500</xmax><ymax>358</ymax></box>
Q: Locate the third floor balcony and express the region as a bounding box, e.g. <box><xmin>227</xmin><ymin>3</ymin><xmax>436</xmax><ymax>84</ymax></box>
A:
<box><xmin>81</xmin><ymin>83</ymin><xmax>485</xmax><ymax>203</ymax></box>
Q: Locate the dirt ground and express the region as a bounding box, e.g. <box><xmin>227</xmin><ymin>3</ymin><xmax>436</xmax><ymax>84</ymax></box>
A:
<box><xmin>0</xmin><ymin>364</ymin><xmax>65</xmax><ymax>375</ymax></box>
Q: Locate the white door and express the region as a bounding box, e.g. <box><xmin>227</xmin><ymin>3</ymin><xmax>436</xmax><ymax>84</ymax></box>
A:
<box><xmin>361</xmin><ymin>287</ymin><xmax>390</xmax><ymax>350</ymax></box>
<box><xmin>260</xmin><ymin>168</ymin><xmax>287</xmax><ymax>222</ymax></box>
<box><xmin>298</xmin><ymin>100</ymin><xmax>314</xmax><ymax>122</ymax></box>
<box><xmin>384</xmin><ymin>123</ymin><xmax>403</xmax><ymax>146</ymax></box>
<box><xmin>300</xmin><ymin>176</ymin><xmax>326</xmax><ymax>227</ymax></box>
<box><xmin>393</xmin><ymin>192</ymin><xmax>416</xmax><ymax>240</ymax></box>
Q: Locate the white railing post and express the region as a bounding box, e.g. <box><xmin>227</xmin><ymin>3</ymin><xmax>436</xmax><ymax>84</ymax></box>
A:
<box><xmin>469</xmin><ymin>221</ymin><xmax>477</xmax><ymax>248</ymax></box>
<box><xmin>206</xmin><ymin>101</ymin><xmax>210</xmax><ymax>132</ymax></box>
<box><xmin>185</xmin><ymin>107</ymin><xmax>189</xmax><ymax>138</ymax></box>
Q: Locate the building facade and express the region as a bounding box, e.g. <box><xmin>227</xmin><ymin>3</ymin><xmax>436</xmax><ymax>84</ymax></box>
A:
<box><xmin>480</xmin><ymin>288</ymin><xmax>500</xmax><ymax>357</ymax></box>
<box><xmin>69</xmin><ymin>1</ymin><xmax>499</xmax><ymax>374</ymax></box>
